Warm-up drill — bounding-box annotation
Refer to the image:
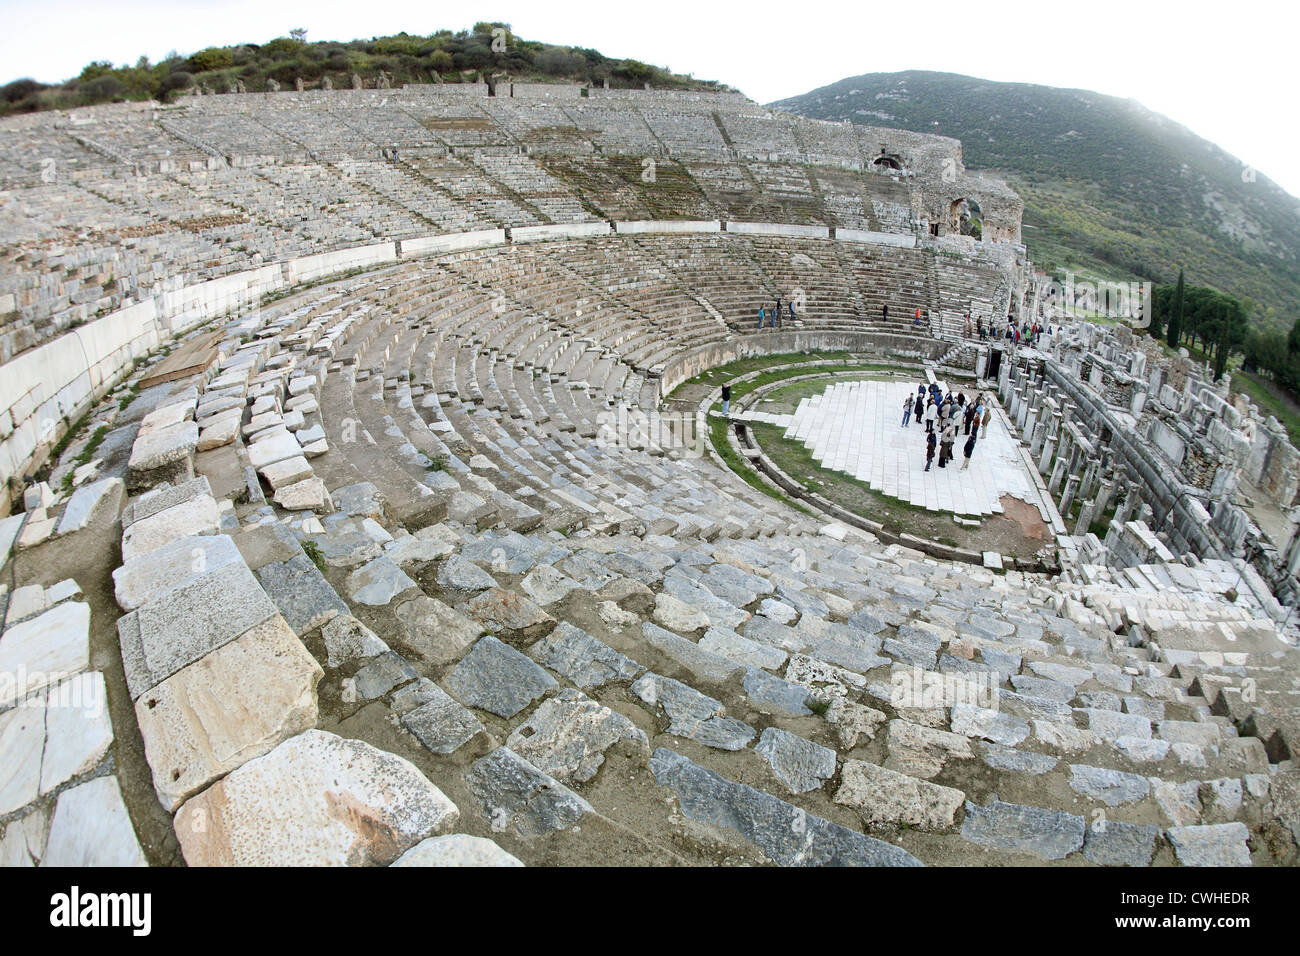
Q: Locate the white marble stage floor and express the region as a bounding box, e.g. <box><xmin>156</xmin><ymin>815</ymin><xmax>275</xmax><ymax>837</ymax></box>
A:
<box><xmin>760</xmin><ymin>379</ymin><xmax>1039</xmax><ymax>517</ymax></box>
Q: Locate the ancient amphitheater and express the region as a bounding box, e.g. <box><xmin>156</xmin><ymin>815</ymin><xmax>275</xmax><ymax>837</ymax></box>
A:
<box><xmin>0</xmin><ymin>83</ymin><xmax>1296</xmax><ymax>868</ymax></box>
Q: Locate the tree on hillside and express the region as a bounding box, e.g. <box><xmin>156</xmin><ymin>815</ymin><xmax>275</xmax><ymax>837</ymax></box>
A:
<box><xmin>1167</xmin><ymin>269</ymin><xmax>1184</xmax><ymax>349</ymax></box>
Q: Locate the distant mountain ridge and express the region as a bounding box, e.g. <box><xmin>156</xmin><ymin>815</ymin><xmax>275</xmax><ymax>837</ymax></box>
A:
<box><xmin>774</xmin><ymin>70</ymin><xmax>1300</xmax><ymax>330</ymax></box>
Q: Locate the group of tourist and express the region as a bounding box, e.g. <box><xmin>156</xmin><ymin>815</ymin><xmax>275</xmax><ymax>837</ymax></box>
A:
<box><xmin>901</xmin><ymin>385</ymin><xmax>990</xmax><ymax>472</ymax></box>
<box><xmin>757</xmin><ymin>298</ymin><xmax>798</xmax><ymax>329</ymax></box>
<box><xmin>962</xmin><ymin>311</ymin><xmax>1050</xmax><ymax>346</ymax></box>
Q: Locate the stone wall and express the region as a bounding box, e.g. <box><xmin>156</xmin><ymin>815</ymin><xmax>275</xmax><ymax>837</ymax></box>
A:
<box><xmin>658</xmin><ymin>331</ymin><xmax>948</xmax><ymax>401</ymax></box>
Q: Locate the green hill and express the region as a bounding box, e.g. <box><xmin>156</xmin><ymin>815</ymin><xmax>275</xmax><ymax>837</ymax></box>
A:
<box><xmin>774</xmin><ymin>71</ymin><xmax>1300</xmax><ymax>332</ymax></box>
<box><xmin>1</xmin><ymin>23</ymin><xmax>722</xmax><ymax>115</ymax></box>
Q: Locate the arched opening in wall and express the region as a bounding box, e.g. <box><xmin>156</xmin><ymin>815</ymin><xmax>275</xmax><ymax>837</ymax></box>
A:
<box><xmin>948</xmin><ymin>198</ymin><xmax>982</xmax><ymax>239</ymax></box>
<box><xmin>873</xmin><ymin>152</ymin><xmax>903</xmax><ymax>171</ymax></box>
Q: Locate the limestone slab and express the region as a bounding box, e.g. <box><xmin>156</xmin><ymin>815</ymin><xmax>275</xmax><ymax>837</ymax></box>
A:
<box><xmin>175</xmin><ymin>730</ymin><xmax>458</xmax><ymax>866</ymax></box>
<box><xmin>134</xmin><ymin>615</ymin><xmax>321</xmax><ymax>810</ymax></box>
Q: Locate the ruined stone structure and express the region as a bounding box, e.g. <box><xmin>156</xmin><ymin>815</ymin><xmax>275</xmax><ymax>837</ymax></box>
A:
<box><xmin>996</xmin><ymin>320</ymin><xmax>1300</xmax><ymax>613</ymax></box>
<box><xmin>0</xmin><ymin>85</ymin><xmax>1295</xmax><ymax>870</ymax></box>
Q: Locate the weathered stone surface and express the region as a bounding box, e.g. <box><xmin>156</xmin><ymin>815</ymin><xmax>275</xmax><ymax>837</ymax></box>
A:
<box><xmin>1082</xmin><ymin>820</ymin><xmax>1161</xmax><ymax>867</ymax></box>
<box><xmin>1167</xmin><ymin>822</ymin><xmax>1252</xmax><ymax>867</ymax></box>
<box><xmin>436</xmin><ymin>555</ymin><xmax>497</xmax><ymax>594</ymax></box>
<box><xmin>461</xmin><ymin>587</ymin><xmax>555</xmax><ymax>638</ymax></box>
<box><xmin>519</xmin><ymin>564</ymin><xmax>580</xmax><ymax>606</ymax></box>
<box><xmin>1158</xmin><ymin>719</ymin><xmax>1221</xmax><ymax>748</ymax></box>
<box><xmin>39</xmin><ymin>672</ymin><xmax>113</xmax><ymax>796</ymax></box>
<box><xmin>350</xmin><ymin>651</ymin><xmax>419</xmax><ymax>700</ymax></box>
<box><xmin>979</xmin><ymin>743</ymin><xmax>1058</xmax><ymax>775</ymax></box>
<box><xmin>395</xmin><ymin>596</ymin><xmax>481</xmax><ymax>666</ymax></box>
<box><xmin>384</xmin><ymin>527</ymin><xmax>454</xmax><ymax>567</ymax></box>
<box><xmin>0</xmin><ymin>806</ymin><xmax>48</xmax><ymax>866</ymax></box>
<box><xmin>755</xmin><ymin>727</ymin><xmax>836</xmax><ymax>794</ymax></box>
<box><xmin>826</xmin><ymin>698</ymin><xmax>887</xmax><ymax>749</ymax></box>
<box><xmin>121</xmin><ymin>476</ymin><xmax>211</xmax><ymax>527</ymax></box>
<box><xmin>528</xmin><ymin>621</ymin><xmax>642</xmax><ymax>689</ymax></box>
<box><xmin>960</xmin><ymin>799</ymin><xmax>1086</xmax><ymax>860</ymax></box>
<box><xmin>117</xmin><ymin>562</ymin><xmax>277</xmax><ymax>699</ymax></box>
<box><xmin>950</xmin><ymin>703</ymin><xmax>1031</xmax><ymax>747</ymax></box>
<box><xmin>785</xmin><ymin>654</ymin><xmax>868</xmax><ymax>698</ymax></box>
<box><xmin>175</xmin><ymin>730</ymin><xmax>458</xmax><ymax>865</ymax></box>
<box><xmin>391</xmin><ymin>833</ymin><xmax>523</xmax><ymax>867</ymax></box>
<box><xmin>699</xmin><ymin>626</ymin><xmax>786</xmax><ymax>670</ymax></box>
<box><xmin>346</xmin><ymin>555</ymin><xmax>417</xmax><ymax>606</ymax></box>
<box><xmin>652</xmin><ymin>592</ymin><xmax>710</xmax><ymax>632</ymax></box>
<box><xmin>113</xmin><ymin>533</ymin><xmax>242</xmax><ymax>612</ymax></box>
<box><xmin>197</xmin><ymin>414</ymin><xmax>240</xmax><ymax>451</ymax></box>
<box><xmin>331</xmin><ymin>482</ymin><xmax>385</xmax><ymax>520</ymax></box>
<box><xmin>1079</xmin><ymin>708</ymin><xmax>1151</xmax><ymax>741</ymax></box>
<box><xmin>0</xmin><ymin>601</ymin><xmax>90</xmax><ymax>708</ymax></box>
<box><xmin>120</xmin><ymin>495</ymin><xmax>221</xmax><ymax>561</ymax></box>
<box><xmin>506</xmin><ymin>689</ymin><xmax>648</xmax><ymax>783</ymax></box>
<box><xmin>247</xmin><ymin>430</ymin><xmax>303</xmax><ymax>470</ymax></box>
<box><xmin>650</xmin><ymin>748</ymin><xmax>921</xmax><ymax>866</ymax></box>
<box><xmin>260</xmin><ymin>455</ymin><xmax>314</xmax><ymax>490</ymax></box>
<box><xmin>836</xmin><ymin>759</ymin><xmax>965</xmax><ymax>830</ymax></box>
<box><xmin>1028</xmin><ymin>661</ymin><xmax>1093</xmax><ymax>686</ymax></box>
<box><xmin>128</xmin><ymin>420</ymin><xmax>198</xmax><ymax>471</ymax></box>
<box><xmin>257</xmin><ymin>552</ymin><xmax>349</xmax><ymax>635</ymax></box>
<box><xmin>274</xmin><ymin>477</ymin><xmax>331</xmax><ymax>513</ymax></box>
<box><xmin>642</xmin><ymin>621</ymin><xmax>741</xmax><ymax>683</ymax></box>
<box><xmin>631</xmin><ymin>673</ymin><xmax>754</xmax><ymax>750</ymax></box>
<box><xmin>463</xmin><ymin>747</ymin><xmax>593</xmax><ymax>837</ymax></box>
<box><xmin>321</xmin><ymin>614</ymin><xmax>388</xmax><ymax>668</ymax></box>
<box><xmin>742</xmin><ymin>667</ymin><xmax>813</xmax><ymax>716</ymax></box>
<box><xmin>0</xmin><ymin>703</ymin><xmax>43</xmax><ymax>815</ymax></box>
<box><xmin>598</xmin><ymin>600</ymin><xmax>639</xmax><ymax>628</ymax></box>
<box><xmin>41</xmin><ymin>776</ymin><xmax>147</xmax><ymax>867</ymax></box>
<box><xmin>134</xmin><ymin>615</ymin><xmax>321</xmax><ymax>810</ymax></box>
<box><xmin>883</xmin><ymin>720</ymin><xmax>975</xmax><ymax>780</ymax></box>
<box><xmin>1068</xmin><ymin>764</ymin><xmax>1151</xmax><ymax>807</ymax></box>
<box><xmin>1032</xmin><ymin>718</ymin><xmax>1101</xmax><ymax>753</ymax></box>
<box><xmin>401</xmin><ymin>683</ymin><xmax>486</xmax><ymax>754</ymax></box>
<box><xmin>55</xmin><ymin>477</ymin><xmax>123</xmax><ymax>536</ymax></box>
<box><xmin>444</xmin><ymin>636</ymin><xmax>557</xmax><ymax>718</ymax></box>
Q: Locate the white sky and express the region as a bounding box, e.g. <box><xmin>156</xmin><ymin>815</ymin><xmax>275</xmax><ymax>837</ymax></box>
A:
<box><xmin>3</xmin><ymin>0</ymin><xmax>1296</xmax><ymax>196</ymax></box>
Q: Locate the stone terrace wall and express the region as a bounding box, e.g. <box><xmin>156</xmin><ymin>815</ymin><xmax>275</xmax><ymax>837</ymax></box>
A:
<box><xmin>658</xmin><ymin>330</ymin><xmax>948</xmax><ymax>401</ymax></box>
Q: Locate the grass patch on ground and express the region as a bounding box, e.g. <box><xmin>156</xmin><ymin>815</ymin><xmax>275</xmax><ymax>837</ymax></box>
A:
<box><xmin>301</xmin><ymin>539</ymin><xmax>327</xmax><ymax>574</ymax></box>
<box><xmin>707</xmin><ymin>407</ymin><xmax>809</xmax><ymax>514</ymax></box>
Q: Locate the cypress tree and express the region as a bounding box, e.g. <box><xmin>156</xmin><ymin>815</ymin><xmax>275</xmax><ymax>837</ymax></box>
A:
<box><xmin>1167</xmin><ymin>269</ymin><xmax>1185</xmax><ymax>349</ymax></box>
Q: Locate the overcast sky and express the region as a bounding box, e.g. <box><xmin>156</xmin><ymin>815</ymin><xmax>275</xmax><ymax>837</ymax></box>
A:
<box><xmin>3</xmin><ymin>0</ymin><xmax>1295</xmax><ymax>196</ymax></box>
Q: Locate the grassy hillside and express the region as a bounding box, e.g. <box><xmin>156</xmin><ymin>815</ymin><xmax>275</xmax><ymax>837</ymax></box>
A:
<box><xmin>1</xmin><ymin>23</ymin><xmax>722</xmax><ymax>116</ymax></box>
<box><xmin>774</xmin><ymin>71</ymin><xmax>1300</xmax><ymax>332</ymax></box>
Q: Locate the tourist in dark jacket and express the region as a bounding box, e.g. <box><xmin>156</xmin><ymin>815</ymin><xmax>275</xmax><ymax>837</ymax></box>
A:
<box><xmin>925</xmin><ymin>431</ymin><xmax>936</xmax><ymax>471</ymax></box>
<box><xmin>961</xmin><ymin>432</ymin><xmax>977</xmax><ymax>470</ymax></box>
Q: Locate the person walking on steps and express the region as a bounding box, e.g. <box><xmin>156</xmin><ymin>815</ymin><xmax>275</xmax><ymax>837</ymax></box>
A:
<box><xmin>788</xmin><ymin>300</ymin><xmax>796</xmax><ymax>323</ymax></box>
<box><xmin>925</xmin><ymin>430</ymin><xmax>937</xmax><ymax>471</ymax></box>
<box><xmin>902</xmin><ymin>395</ymin><xmax>913</xmax><ymax>427</ymax></box>
<box><xmin>757</xmin><ymin>306</ymin><xmax>765</xmax><ymax>330</ymax></box>
<box><xmin>721</xmin><ymin>383</ymin><xmax>731</xmax><ymax>416</ymax></box>
<box><xmin>961</xmin><ymin>431</ymin><xmax>977</xmax><ymax>470</ymax></box>
<box><xmin>981</xmin><ymin>404</ymin><xmax>992</xmax><ymax>438</ymax></box>
<box><xmin>882</xmin><ymin>304</ymin><xmax>889</xmax><ymax>323</ymax></box>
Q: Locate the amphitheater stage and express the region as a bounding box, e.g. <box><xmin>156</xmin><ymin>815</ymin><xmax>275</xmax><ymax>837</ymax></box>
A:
<box><xmin>744</xmin><ymin>379</ymin><xmax>1050</xmax><ymax>520</ymax></box>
